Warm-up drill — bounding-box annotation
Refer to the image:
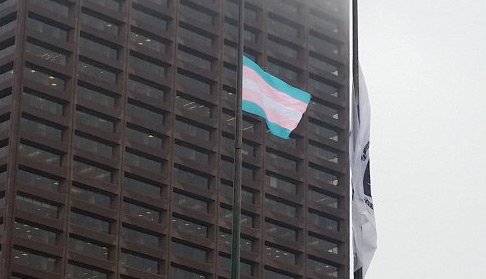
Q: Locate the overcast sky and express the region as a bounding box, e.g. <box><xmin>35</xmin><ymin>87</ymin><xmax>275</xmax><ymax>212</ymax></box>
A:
<box><xmin>359</xmin><ymin>0</ymin><xmax>486</xmax><ymax>278</ymax></box>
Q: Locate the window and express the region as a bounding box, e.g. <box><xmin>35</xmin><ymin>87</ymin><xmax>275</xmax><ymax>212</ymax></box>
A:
<box><xmin>265</xmin><ymin>196</ymin><xmax>298</xmax><ymax>218</ymax></box>
<box><xmin>124</xmin><ymin>175</ymin><xmax>162</xmax><ymax>197</ymax></box>
<box><xmin>70</xmin><ymin>210</ymin><xmax>111</xmax><ymax>233</ymax></box>
<box><xmin>20</xmin><ymin>117</ymin><xmax>63</xmax><ymax>141</ymax></box>
<box><xmin>120</xmin><ymin>250</ymin><xmax>161</xmax><ymax>274</ymax></box>
<box><xmin>22</xmin><ymin>90</ymin><xmax>65</xmax><ymax>115</ymax></box>
<box><xmin>26</xmin><ymin>40</ymin><xmax>67</xmax><ymax>65</ymax></box>
<box><xmin>219</xmin><ymin>230</ymin><xmax>253</xmax><ymax>251</ymax></box>
<box><xmin>24</xmin><ymin>65</ymin><xmax>66</xmax><ymax>89</ymax></box>
<box><xmin>16</xmin><ymin>195</ymin><xmax>59</xmax><ymax>218</ymax></box>
<box><xmin>0</xmin><ymin>0</ymin><xmax>16</xmax><ymax>11</ymax></box>
<box><xmin>308</xmin><ymin>234</ymin><xmax>339</xmax><ymax>254</ymax></box>
<box><xmin>128</xmin><ymin>76</ymin><xmax>166</xmax><ymax>100</ymax></box>
<box><xmin>84</xmin><ymin>0</ymin><xmax>121</xmax><ymax>11</ymax></box>
<box><xmin>27</xmin><ymin>15</ymin><xmax>69</xmax><ymax>42</ymax></box>
<box><xmin>72</xmin><ymin>159</ymin><xmax>113</xmax><ymax>183</ymax></box>
<box><xmin>14</xmin><ymin>221</ymin><xmax>57</xmax><ymax>245</ymax></box>
<box><xmin>174</xmin><ymin>165</ymin><xmax>211</xmax><ymax>189</ymax></box>
<box><xmin>307</xmin><ymin>257</ymin><xmax>339</xmax><ymax>277</ymax></box>
<box><xmin>177</xmin><ymin>48</ymin><xmax>213</xmax><ymax>71</ymax></box>
<box><xmin>18</xmin><ymin>143</ymin><xmax>62</xmax><ymax>166</ymax></box>
<box><xmin>308</xmin><ymin>188</ymin><xmax>338</xmax><ymax>208</ymax></box>
<box><xmin>67</xmin><ymin>262</ymin><xmax>108</xmax><ymax>279</ymax></box>
<box><xmin>310</xmin><ymin>10</ymin><xmax>339</xmax><ymax>34</ymax></box>
<box><xmin>71</xmin><ymin>185</ymin><xmax>112</xmax><ymax>208</ymax></box>
<box><xmin>125</xmin><ymin>149</ymin><xmax>164</xmax><ymax>174</ymax></box>
<box><xmin>130</xmin><ymin>30</ymin><xmax>168</xmax><ymax>54</ymax></box>
<box><xmin>77</xmin><ymin>84</ymin><xmax>117</xmax><ymax>108</ymax></box>
<box><xmin>79</xmin><ymin>60</ymin><xmax>118</xmax><ymax>83</ymax></box>
<box><xmin>171</xmin><ymin>215</ymin><xmax>208</xmax><ymax>237</ymax></box>
<box><xmin>0</xmin><ymin>89</ymin><xmax>11</xmax><ymax>109</ymax></box>
<box><xmin>172</xmin><ymin>240</ymin><xmax>208</xmax><ymax>263</ymax></box>
<box><xmin>308</xmin><ymin>76</ymin><xmax>339</xmax><ymax>98</ymax></box>
<box><xmin>132</xmin><ymin>6</ymin><xmax>168</xmax><ymax>31</ymax></box>
<box><xmin>218</xmin><ymin>254</ymin><xmax>254</xmax><ymax>276</ymax></box>
<box><xmin>177</xmin><ymin>71</ymin><xmax>212</xmax><ymax>96</ymax></box>
<box><xmin>80</xmin><ymin>10</ymin><xmax>119</xmax><ymax>35</ymax></box>
<box><xmin>124</xmin><ymin>199</ymin><xmax>162</xmax><ymax>223</ymax></box>
<box><xmin>122</xmin><ymin>225</ymin><xmax>162</xmax><ymax>247</ymax></box>
<box><xmin>179</xmin><ymin>2</ymin><xmax>214</xmax><ymax>25</ymax></box>
<box><xmin>268</xmin><ymin>0</ymin><xmax>299</xmax><ymax>14</ymax></box>
<box><xmin>308</xmin><ymin>211</ymin><xmax>339</xmax><ymax>231</ymax></box>
<box><xmin>263</xmin><ymin>269</ymin><xmax>297</xmax><ymax>279</ymax></box>
<box><xmin>265</xmin><ymin>172</ymin><xmax>297</xmax><ymax>194</ymax></box>
<box><xmin>220</xmin><ymin>180</ymin><xmax>255</xmax><ymax>204</ymax></box>
<box><xmin>173</xmin><ymin>142</ymin><xmax>211</xmax><ymax>164</ymax></box>
<box><xmin>0</xmin><ymin>39</ymin><xmax>15</xmax><ymax>60</ymax></box>
<box><xmin>37</xmin><ymin>0</ymin><xmax>69</xmax><ymax>17</ymax></box>
<box><xmin>267</xmin><ymin>17</ymin><xmax>299</xmax><ymax>39</ymax></box>
<box><xmin>125</xmin><ymin>125</ymin><xmax>163</xmax><ymax>149</ymax></box>
<box><xmin>309</xmin><ymin>32</ymin><xmax>339</xmax><ymax>55</ymax></box>
<box><xmin>265</xmin><ymin>220</ymin><xmax>298</xmax><ymax>241</ymax></box>
<box><xmin>309</xmin><ymin>54</ymin><xmax>339</xmax><ymax>76</ymax></box>
<box><xmin>220</xmin><ymin>207</ymin><xmax>254</xmax><ymax>228</ymax></box>
<box><xmin>69</xmin><ymin>236</ymin><xmax>109</xmax><ymax>259</ymax></box>
<box><xmin>16</xmin><ymin>168</ymin><xmax>60</xmax><ymax>192</ymax></box>
<box><xmin>172</xmin><ymin>191</ymin><xmax>209</xmax><ymax>213</ymax></box>
<box><xmin>170</xmin><ymin>266</ymin><xmax>208</xmax><ymax>279</ymax></box>
<box><xmin>12</xmin><ymin>247</ymin><xmax>57</xmax><ymax>271</ymax></box>
<box><xmin>265</xmin><ymin>244</ymin><xmax>297</xmax><ymax>264</ymax></box>
<box><xmin>76</xmin><ymin>110</ymin><xmax>115</xmax><ymax>132</ymax></box>
<box><xmin>79</xmin><ymin>35</ymin><xmax>119</xmax><ymax>60</ymax></box>
<box><xmin>308</xmin><ymin>120</ymin><xmax>339</xmax><ymax>142</ymax></box>
<box><xmin>267</xmin><ymin>59</ymin><xmax>299</xmax><ymax>82</ymax></box>
<box><xmin>174</xmin><ymin>117</ymin><xmax>212</xmax><ymax>141</ymax></box>
<box><xmin>0</xmin><ymin>66</ymin><xmax>13</xmax><ymax>83</ymax></box>
<box><xmin>129</xmin><ymin>52</ymin><xmax>168</xmax><ymax>78</ymax></box>
<box><xmin>266</xmin><ymin>150</ymin><xmax>298</xmax><ymax>171</ymax></box>
<box><xmin>126</xmin><ymin>101</ymin><xmax>165</xmax><ymax>126</ymax></box>
<box><xmin>222</xmin><ymin>110</ymin><xmax>256</xmax><ymax>134</ymax></box>
<box><xmin>179</xmin><ymin>25</ymin><xmax>213</xmax><ymax>49</ymax></box>
<box><xmin>267</xmin><ymin>37</ymin><xmax>299</xmax><ymax>59</ymax></box>
<box><xmin>310</xmin><ymin>98</ymin><xmax>340</xmax><ymax>120</ymax></box>
<box><xmin>74</xmin><ymin>134</ymin><xmax>113</xmax><ymax>158</ymax></box>
<box><xmin>308</xmin><ymin>164</ymin><xmax>339</xmax><ymax>186</ymax></box>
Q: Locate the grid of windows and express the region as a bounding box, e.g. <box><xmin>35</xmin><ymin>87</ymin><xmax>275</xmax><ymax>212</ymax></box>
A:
<box><xmin>0</xmin><ymin>1</ymin><xmax>349</xmax><ymax>278</ymax></box>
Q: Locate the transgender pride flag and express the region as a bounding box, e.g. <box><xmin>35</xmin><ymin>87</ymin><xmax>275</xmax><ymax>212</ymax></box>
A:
<box><xmin>242</xmin><ymin>56</ymin><xmax>312</xmax><ymax>139</ymax></box>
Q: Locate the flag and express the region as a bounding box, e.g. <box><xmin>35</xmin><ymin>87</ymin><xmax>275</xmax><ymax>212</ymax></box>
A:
<box><xmin>242</xmin><ymin>56</ymin><xmax>311</xmax><ymax>139</ymax></box>
<box><xmin>352</xmin><ymin>66</ymin><xmax>377</xmax><ymax>277</ymax></box>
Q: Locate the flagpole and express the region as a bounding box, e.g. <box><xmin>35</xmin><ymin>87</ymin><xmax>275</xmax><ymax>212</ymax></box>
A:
<box><xmin>352</xmin><ymin>0</ymin><xmax>363</xmax><ymax>279</ymax></box>
<box><xmin>231</xmin><ymin>0</ymin><xmax>244</xmax><ymax>278</ymax></box>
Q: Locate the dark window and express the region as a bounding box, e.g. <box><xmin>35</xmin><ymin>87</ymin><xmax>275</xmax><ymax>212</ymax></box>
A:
<box><xmin>129</xmin><ymin>52</ymin><xmax>168</xmax><ymax>78</ymax></box>
<box><xmin>177</xmin><ymin>48</ymin><xmax>213</xmax><ymax>70</ymax></box>
<box><xmin>79</xmin><ymin>60</ymin><xmax>118</xmax><ymax>83</ymax></box>
<box><xmin>172</xmin><ymin>191</ymin><xmax>209</xmax><ymax>212</ymax></box>
<box><xmin>173</xmin><ymin>142</ymin><xmax>211</xmax><ymax>164</ymax></box>
<box><xmin>70</xmin><ymin>210</ymin><xmax>111</xmax><ymax>233</ymax></box>
<box><xmin>267</xmin><ymin>59</ymin><xmax>299</xmax><ymax>82</ymax></box>
<box><xmin>220</xmin><ymin>207</ymin><xmax>254</xmax><ymax>228</ymax></box>
<box><xmin>179</xmin><ymin>25</ymin><xmax>213</xmax><ymax>49</ymax></box>
<box><xmin>80</xmin><ymin>11</ymin><xmax>119</xmax><ymax>35</ymax></box>
<box><xmin>268</xmin><ymin>0</ymin><xmax>299</xmax><ymax>14</ymax></box>
<box><xmin>309</xmin><ymin>32</ymin><xmax>339</xmax><ymax>55</ymax></box>
<box><xmin>26</xmin><ymin>40</ymin><xmax>67</xmax><ymax>65</ymax></box>
<box><xmin>179</xmin><ymin>2</ymin><xmax>214</xmax><ymax>25</ymax></box>
<box><xmin>22</xmin><ymin>90</ymin><xmax>65</xmax><ymax>115</ymax></box>
<box><xmin>267</xmin><ymin>17</ymin><xmax>299</xmax><ymax>39</ymax></box>
<box><xmin>20</xmin><ymin>117</ymin><xmax>63</xmax><ymax>141</ymax></box>
<box><xmin>125</xmin><ymin>125</ymin><xmax>163</xmax><ymax>149</ymax></box>
<box><xmin>174</xmin><ymin>117</ymin><xmax>212</xmax><ymax>141</ymax></box>
<box><xmin>67</xmin><ymin>262</ymin><xmax>109</xmax><ymax>279</ymax></box>
<box><xmin>219</xmin><ymin>230</ymin><xmax>253</xmax><ymax>251</ymax></box>
<box><xmin>170</xmin><ymin>266</ymin><xmax>208</xmax><ymax>279</ymax></box>
<box><xmin>263</xmin><ymin>269</ymin><xmax>297</xmax><ymax>279</ymax></box>
<box><xmin>171</xmin><ymin>215</ymin><xmax>208</xmax><ymax>237</ymax></box>
<box><xmin>128</xmin><ymin>76</ymin><xmax>166</xmax><ymax>100</ymax></box>
<box><xmin>69</xmin><ymin>236</ymin><xmax>110</xmax><ymax>259</ymax></box>
<box><xmin>132</xmin><ymin>7</ymin><xmax>168</xmax><ymax>32</ymax></box>
<box><xmin>310</xmin><ymin>98</ymin><xmax>340</xmax><ymax>120</ymax></box>
<box><xmin>220</xmin><ymin>181</ymin><xmax>255</xmax><ymax>204</ymax></box>
<box><xmin>308</xmin><ymin>210</ymin><xmax>339</xmax><ymax>231</ymax></box>
<box><xmin>124</xmin><ymin>199</ymin><xmax>162</xmax><ymax>223</ymax></box>
<box><xmin>308</xmin><ymin>257</ymin><xmax>339</xmax><ymax>277</ymax></box>
<box><xmin>308</xmin><ymin>76</ymin><xmax>339</xmax><ymax>98</ymax></box>
<box><xmin>14</xmin><ymin>221</ymin><xmax>57</xmax><ymax>245</ymax></box>
<box><xmin>265</xmin><ymin>220</ymin><xmax>298</xmax><ymax>241</ymax></box>
<box><xmin>37</xmin><ymin>0</ymin><xmax>69</xmax><ymax>17</ymax></box>
<box><xmin>18</xmin><ymin>143</ymin><xmax>62</xmax><ymax>166</ymax></box>
<box><xmin>177</xmin><ymin>71</ymin><xmax>212</xmax><ymax>96</ymax></box>
<box><xmin>308</xmin><ymin>164</ymin><xmax>339</xmax><ymax>186</ymax></box>
<box><xmin>265</xmin><ymin>172</ymin><xmax>297</xmax><ymax>194</ymax></box>
<box><xmin>12</xmin><ymin>247</ymin><xmax>57</xmax><ymax>271</ymax></box>
<box><xmin>74</xmin><ymin>134</ymin><xmax>113</xmax><ymax>158</ymax></box>
<box><xmin>124</xmin><ymin>175</ymin><xmax>162</xmax><ymax>198</ymax></box>
<box><xmin>16</xmin><ymin>168</ymin><xmax>60</xmax><ymax>192</ymax></box>
<box><xmin>24</xmin><ymin>65</ymin><xmax>66</xmax><ymax>89</ymax></box>
<box><xmin>125</xmin><ymin>149</ymin><xmax>164</xmax><ymax>174</ymax></box>
<box><xmin>79</xmin><ymin>36</ymin><xmax>119</xmax><ymax>60</ymax></box>
<box><xmin>27</xmin><ymin>15</ymin><xmax>69</xmax><ymax>42</ymax></box>
<box><xmin>174</xmin><ymin>166</ymin><xmax>211</xmax><ymax>189</ymax></box>
<box><xmin>120</xmin><ymin>250</ymin><xmax>161</xmax><ymax>274</ymax></box>
<box><xmin>130</xmin><ymin>30</ymin><xmax>168</xmax><ymax>54</ymax></box>
<box><xmin>76</xmin><ymin>110</ymin><xmax>116</xmax><ymax>132</ymax></box>
<box><xmin>308</xmin><ymin>120</ymin><xmax>339</xmax><ymax>142</ymax></box>
<box><xmin>172</xmin><ymin>240</ymin><xmax>208</xmax><ymax>263</ymax></box>
<box><xmin>308</xmin><ymin>188</ymin><xmax>338</xmax><ymax>208</ymax></box>
<box><xmin>265</xmin><ymin>196</ymin><xmax>298</xmax><ymax>218</ymax></box>
<box><xmin>84</xmin><ymin>0</ymin><xmax>121</xmax><ymax>11</ymax></box>
<box><xmin>126</xmin><ymin>101</ymin><xmax>165</xmax><ymax>126</ymax></box>
<box><xmin>265</xmin><ymin>244</ymin><xmax>297</xmax><ymax>264</ymax></box>
<box><xmin>310</xmin><ymin>10</ymin><xmax>339</xmax><ymax>34</ymax></box>
<box><xmin>71</xmin><ymin>185</ymin><xmax>112</xmax><ymax>208</ymax></box>
<box><xmin>218</xmin><ymin>254</ymin><xmax>254</xmax><ymax>276</ymax></box>
<box><xmin>0</xmin><ymin>40</ymin><xmax>15</xmax><ymax>60</ymax></box>
<box><xmin>16</xmin><ymin>195</ymin><xmax>59</xmax><ymax>218</ymax></box>
<box><xmin>309</xmin><ymin>54</ymin><xmax>339</xmax><ymax>76</ymax></box>
<box><xmin>266</xmin><ymin>150</ymin><xmax>298</xmax><ymax>171</ymax></box>
<box><xmin>72</xmin><ymin>159</ymin><xmax>113</xmax><ymax>183</ymax></box>
<box><xmin>122</xmin><ymin>225</ymin><xmax>162</xmax><ymax>247</ymax></box>
<box><xmin>308</xmin><ymin>234</ymin><xmax>339</xmax><ymax>254</ymax></box>
<box><xmin>77</xmin><ymin>84</ymin><xmax>118</xmax><ymax>108</ymax></box>
<box><xmin>222</xmin><ymin>110</ymin><xmax>256</xmax><ymax>134</ymax></box>
<box><xmin>267</xmin><ymin>37</ymin><xmax>299</xmax><ymax>58</ymax></box>
<box><xmin>0</xmin><ymin>0</ymin><xmax>16</xmax><ymax>11</ymax></box>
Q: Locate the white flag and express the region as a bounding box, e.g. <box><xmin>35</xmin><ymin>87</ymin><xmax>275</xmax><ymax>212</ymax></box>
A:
<box><xmin>352</xmin><ymin>66</ymin><xmax>377</xmax><ymax>277</ymax></box>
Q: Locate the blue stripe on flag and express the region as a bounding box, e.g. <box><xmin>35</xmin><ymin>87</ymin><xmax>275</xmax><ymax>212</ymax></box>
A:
<box><xmin>243</xmin><ymin>56</ymin><xmax>312</xmax><ymax>104</ymax></box>
<box><xmin>242</xmin><ymin>100</ymin><xmax>292</xmax><ymax>139</ymax></box>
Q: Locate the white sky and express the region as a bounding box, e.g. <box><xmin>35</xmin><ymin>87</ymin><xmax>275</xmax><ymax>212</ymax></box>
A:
<box><xmin>359</xmin><ymin>0</ymin><xmax>486</xmax><ymax>278</ymax></box>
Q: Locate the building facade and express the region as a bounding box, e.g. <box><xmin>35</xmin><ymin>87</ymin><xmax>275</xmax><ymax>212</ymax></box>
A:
<box><xmin>0</xmin><ymin>0</ymin><xmax>350</xmax><ymax>278</ymax></box>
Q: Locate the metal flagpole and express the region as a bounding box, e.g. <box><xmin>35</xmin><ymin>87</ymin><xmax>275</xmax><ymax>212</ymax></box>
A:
<box><xmin>352</xmin><ymin>0</ymin><xmax>363</xmax><ymax>278</ymax></box>
<box><xmin>231</xmin><ymin>0</ymin><xmax>244</xmax><ymax>278</ymax></box>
